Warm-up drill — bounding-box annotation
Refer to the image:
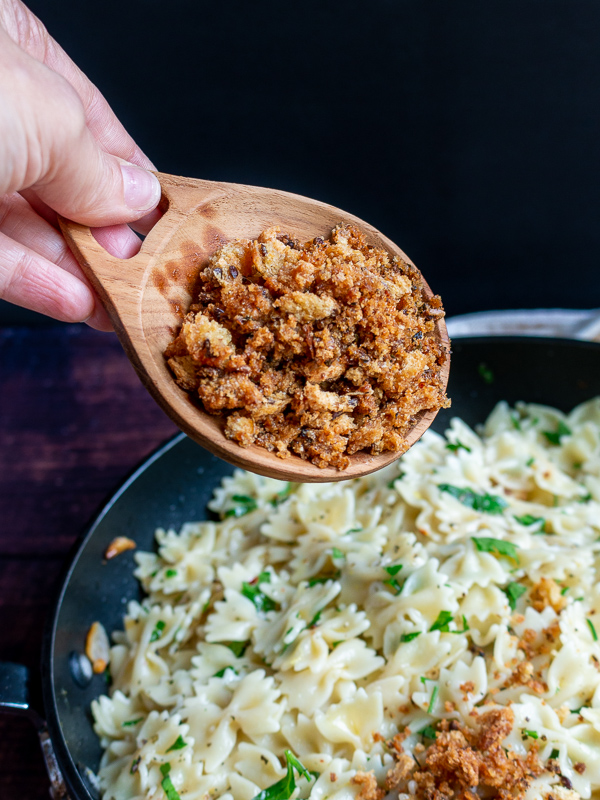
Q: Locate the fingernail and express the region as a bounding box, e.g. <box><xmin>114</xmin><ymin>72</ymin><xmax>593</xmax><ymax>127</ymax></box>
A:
<box><xmin>121</xmin><ymin>165</ymin><xmax>161</xmax><ymax>211</ymax></box>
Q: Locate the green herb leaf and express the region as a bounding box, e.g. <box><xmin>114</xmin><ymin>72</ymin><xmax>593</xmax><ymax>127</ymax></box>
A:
<box><xmin>331</xmin><ymin>547</ymin><xmax>345</xmax><ymax>560</ymax></box>
<box><xmin>307</xmin><ymin>610</ymin><xmax>322</xmax><ymax>628</ymax></box>
<box><xmin>401</xmin><ymin>632</ymin><xmax>421</xmax><ymax>642</ymax></box>
<box><xmin>587</xmin><ymin>618</ymin><xmax>598</xmax><ymax>641</ymax></box>
<box><xmin>251</xmin><ymin>750</ymin><xmax>313</xmax><ymax>800</ymax></box>
<box><xmin>522</xmin><ymin>729</ymin><xmax>538</xmax><ymax>740</ymax></box>
<box><xmin>226</xmin><ymin>641</ymin><xmax>249</xmax><ymax>657</ymax></box>
<box><xmin>165</xmin><ymin>568</ymin><xmax>177</xmax><ymax>578</ymax></box>
<box><xmin>270</xmin><ymin>483</ymin><xmax>292</xmax><ymax>506</ymax></box>
<box><xmin>213</xmin><ymin>666</ymin><xmax>238</xmax><ymax>678</ymax></box>
<box><xmin>446</xmin><ymin>441</ymin><xmax>472</xmax><ymax>453</ymax></box>
<box><xmin>438</xmin><ymin>484</ymin><xmax>508</xmax><ymax>514</ymax></box>
<box><xmin>514</xmin><ymin>514</ymin><xmax>545</xmax><ymax>529</ymax></box>
<box><xmin>550</xmin><ymin>748</ymin><xmax>560</xmax><ymax>760</ymax></box>
<box><xmin>543</xmin><ymin>420</ymin><xmax>572</xmax><ymax>446</ymax></box>
<box><xmin>427</xmin><ymin>685</ymin><xmax>439</xmax><ymax>714</ymax></box>
<box><xmin>573</xmin><ymin>462</ymin><xmax>583</xmax><ymax>470</ymax></box>
<box><xmin>130</xmin><ymin>756</ymin><xmax>141</xmax><ymax>775</ymax></box>
<box><xmin>122</xmin><ymin>717</ymin><xmax>144</xmax><ymax>727</ymax></box>
<box><xmin>166</xmin><ymin>735</ymin><xmax>187</xmax><ymax>752</ymax></box>
<box><xmin>430</xmin><ymin>610</ymin><xmax>454</xmax><ymax>632</ymax></box>
<box><xmin>510</xmin><ymin>413</ymin><xmax>522</xmax><ymax>431</ymax></box>
<box><xmin>383</xmin><ymin>577</ymin><xmax>403</xmax><ymax>594</ymax></box>
<box><xmin>572</xmin><ymin>706</ymin><xmax>584</xmax><ymax>714</ymax></box>
<box><xmin>384</xmin><ymin>564</ymin><xmax>403</xmax><ymax>576</ymax></box>
<box><xmin>478</xmin><ymin>363</ymin><xmax>494</xmax><ymax>384</ymax></box>
<box><xmin>560</xmin><ymin>586</ymin><xmax>569</xmax><ymax>596</ymax></box>
<box><xmin>421</xmin><ymin>724</ymin><xmax>437</xmax><ymax>739</ymax></box>
<box><xmin>307</xmin><ymin>571</ymin><xmax>340</xmax><ymax>586</ymax></box>
<box><xmin>347</xmin><ymin>527</ymin><xmax>363</xmax><ymax>534</ymax></box>
<box><xmin>526</xmin><ymin>457</ymin><xmax>535</xmax><ymax>467</ymax></box>
<box><xmin>160</xmin><ymin>764</ymin><xmax>182</xmax><ymax>800</ymax></box>
<box><xmin>241</xmin><ymin>571</ymin><xmax>276</xmax><ymax>613</ymax></box>
<box><xmin>452</xmin><ymin>614</ymin><xmax>470</xmax><ymax>634</ymax></box>
<box><xmin>472</xmin><ymin>536</ymin><xmax>520</xmax><ymax>563</ymax></box>
<box><xmin>504</xmin><ymin>582</ymin><xmax>527</xmax><ymax>611</ymax></box>
<box><xmin>285</xmin><ymin>751</ymin><xmax>312</xmax><ymax>782</ymax></box>
<box><xmin>225</xmin><ymin>494</ymin><xmax>258</xmax><ymax>517</ymax></box>
<box><xmin>149</xmin><ymin>620</ymin><xmax>166</xmax><ymax>643</ymax></box>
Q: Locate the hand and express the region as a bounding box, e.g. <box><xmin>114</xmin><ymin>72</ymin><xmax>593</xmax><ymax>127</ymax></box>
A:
<box><xmin>0</xmin><ymin>0</ymin><xmax>162</xmax><ymax>330</ymax></box>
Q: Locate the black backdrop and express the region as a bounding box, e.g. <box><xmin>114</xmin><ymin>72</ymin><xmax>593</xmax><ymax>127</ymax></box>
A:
<box><xmin>4</xmin><ymin>0</ymin><xmax>600</xmax><ymax>323</ymax></box>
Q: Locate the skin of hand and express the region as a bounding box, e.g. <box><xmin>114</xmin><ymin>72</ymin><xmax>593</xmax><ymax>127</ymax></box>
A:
<box><xmin>0</xmin><ymin>0</ymin><xmax>162</xmax><ymax>331</ymax></box>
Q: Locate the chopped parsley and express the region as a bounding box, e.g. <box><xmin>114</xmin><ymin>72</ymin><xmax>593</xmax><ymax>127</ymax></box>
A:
<box><xmin>550</xmin><ymin>748</ymin><xmax>560</xmax><ymax>760</ymax></box>
<box><xmin>252</xmin><ymin>750</ymin><xmax>313</xmax><ymax>800</ymax></box>
<box><xmin>522</xmin><ymin>729</ymin><xmax>538</xmax><ymax>740</ymax></box>
<box><xmin>331</xmin><ymin>547</ymin><xmax>345</xmax><ymax>560</ymax></box>
<box><xmin>526</xmin><ymin>457</ymin><xmax>535</xmax><ymax>467</ymax></box>
<box><xmin>453</xmin><ymin>614</ymin><xmax>470</xmax><ymax>634</ymax></box>
<box><xmin>213</xmin><ymin>666</ymin><xmax>238</xmax><ymax>678</ymax></box>
<box><xmin>384</xmin><ymin>564</ymin><xmax>403</xmax><ymax>576</ymax></box>
<box><xmin>122</xmin><ymin>717</ymin><xmax>144</xmax><ymax>727</ymax></box>
<box><xmin>160</xmin><ymin>763</ymin><xmax>181</xmax><ymax>800</ymax></box>
<box><xmin>439</xmin><ymin>484</ymin><xmax>508</xmax><ymax>514</ymax></box>
<box><xmin>166</xmin><ymin>735</ymin><xmax>187</xmax><ymax>752</ymax></box>
<box><xmin>165</xmin><ymin>568</ymin><xmax>177</xmax><ymax>578</ymax></box>
<box><xmin>401</xmin><ymin>632</ymin><xmax>421</xmax><ymax>643</ymax></box>
<box><xmin>149</xmin><ymin>620</ymin><xmax>166</xmax><ymax>643</ymax></box>
<box><xmin>307</xmin><ymin>610</ymin><xmax>322</xmax><ymax>628</ymax></box>
<box><xmin>225</xmin><ymin>494</ymin><xmax>258</xmax><ymax>517</ymax></box>
<box><xmin>504</xmin><ymin>582</ymin><xmax>527</xmax><ymax>611</ymax></box>
<box><xmin>478</xmin><ymin>363</ymin><xmax>495</xmax><ymax>384</ymax></box>
<box><xmin>446</xmin><ymin>441</ymin><xmax>471</xmax><ymax>453</ymax></box>
<box><xmin>427</xmin><ymin>685</ymin><xmax>439</xmax><ymax>714</ymax></box>
<box><xmin>347</xmin><ymin>527</ymin><xmax>363</xmax><ymax>534</ymax></box>
<box><xmin>510</xmin><ymin>413</ymin><xmax>522</xmax><ymax>431</ymax></box>
<box><xmin>307</xmin><ymin>571</ymin><xmax>340</xmax><ymax>586</ymax></box>
<box><xmin>226</xmin><ymin>641</ymin><xmax>249</xmax><ymax>657</ymax></box>
<box><xmin>543</xmin><ymin>420</ymin><xmax>572</xmax><ymax>446</ymax></box>
<box><xmin>472</xmin><ymin>536</ymin><xmax>520</xmax><ymax>563</ymax></box>
<box><xmin>430</xmin><ymin>610</ymin><xmax>454</xmax><ymax>633</ymax></box>
<box><xmin>514</xmin><ymin>514</ymin><xmax>545</xmax><ymax>529</ymax></box>
<box><xmin>270</xmin><ymin>483</ymin><xmax>292</xmax><ymax>506</ymax></box>
<box><xmin>560</xmin><ymin>586</ymin><xmax>569</xmax><ymax>596</ymax></box>
<box><xmin>587</xmin><ymin>618</ymin><xmax>598</xmax><ymax>642</ymax></box>
<box><xmin>421</xmin><ymin>724</ymin><xmax>438</xmax><ymax>739</ymax></box>
<box><xmin>241</xmin><ymin>571</ymin><xmax>276</xmax><ymax>613</ymax></box>
<box><xmin>383</xmin><ymin>577</ymin><xmax>403</xmax><ymax>594</ymax></box>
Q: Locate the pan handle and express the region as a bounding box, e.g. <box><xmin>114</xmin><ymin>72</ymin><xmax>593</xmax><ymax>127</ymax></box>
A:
<box><xmin>0</xmin><ymin>661</ymin><xmax>73</xmax><ymax>800</ymax></box>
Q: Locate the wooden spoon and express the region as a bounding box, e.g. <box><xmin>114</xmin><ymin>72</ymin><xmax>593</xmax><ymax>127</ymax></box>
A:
<box><xmin>59</xmin><ymin>172</ymin><xmax>450</xmax><ymax>483</ymax></box>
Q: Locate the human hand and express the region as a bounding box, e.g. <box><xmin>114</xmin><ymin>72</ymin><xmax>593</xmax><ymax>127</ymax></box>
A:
<box><xmin>0</xmin><ymin>0</ymin><xmax>162</xmax><ymax>331</ymax></box>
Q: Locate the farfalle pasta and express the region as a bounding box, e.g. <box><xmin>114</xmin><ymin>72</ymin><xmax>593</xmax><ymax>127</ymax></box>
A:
<box><xmin>94</xmin><ymin>399</ymin><xmax>600</xmax><ymax>800</ymax></box>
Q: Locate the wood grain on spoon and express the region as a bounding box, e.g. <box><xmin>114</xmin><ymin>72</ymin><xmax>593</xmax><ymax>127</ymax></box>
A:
<box><xmin>59</xmin><ymin>172</ymin><xmax>450</xmax><ymax>482</ymax></box>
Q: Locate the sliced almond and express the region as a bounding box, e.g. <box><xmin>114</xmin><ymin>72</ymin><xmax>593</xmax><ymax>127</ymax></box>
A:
<box><xmin>104</xmin><ymin>536</ymin><xmax>136</xmax><ymax>560</ymax></box>
<box><xmin>85</xmin><ymin>621</ymin><xmax>110</xmax><ymax>674</ymax></box>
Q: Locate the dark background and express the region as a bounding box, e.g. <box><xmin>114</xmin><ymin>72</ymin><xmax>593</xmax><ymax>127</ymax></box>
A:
<box><xmin>3</xmin><ymin>0</ymin><xmax>600</xmax><ymax>325</ymax></box>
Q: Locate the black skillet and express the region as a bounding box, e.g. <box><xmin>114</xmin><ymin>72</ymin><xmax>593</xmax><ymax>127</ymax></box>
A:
<box><xmin>4</xmin><ymin>336</ymin><xmax>600</xmax><ymax>799</ymax></box>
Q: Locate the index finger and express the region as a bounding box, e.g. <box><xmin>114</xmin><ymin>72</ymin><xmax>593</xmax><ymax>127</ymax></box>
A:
<box><xmin>0</xmin><ymin>0</ymin><xmax>155</xmax><ymax>170</ymax></box>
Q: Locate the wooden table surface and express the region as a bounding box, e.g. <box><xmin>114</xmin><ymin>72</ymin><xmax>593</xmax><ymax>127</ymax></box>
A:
<box><xmin>0</xmin><ymin>324</ymin><xmax>178</xmax><ymax>798</ymax></box>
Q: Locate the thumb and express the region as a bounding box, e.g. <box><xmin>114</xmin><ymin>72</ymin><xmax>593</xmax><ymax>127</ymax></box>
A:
<box><xmin>1</xmin><ymin>31</ymin><xmax>161</xmax><ymax>226</ymax></box>
<box><xmin>35</xmin><ymin>146</ymin><xmax>162</xmax><ymax>228</ymax></box>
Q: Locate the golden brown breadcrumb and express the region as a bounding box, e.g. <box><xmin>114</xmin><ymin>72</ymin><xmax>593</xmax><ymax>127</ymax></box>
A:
<box><xmin>165</xmin><ymin>224</ymin><xmax>449</xmax><ymax>468</ymax></box>
<box><xmin>363</xmin><ymin>708</ymin><xmax>545</xmax><ymax>800</ymax></box>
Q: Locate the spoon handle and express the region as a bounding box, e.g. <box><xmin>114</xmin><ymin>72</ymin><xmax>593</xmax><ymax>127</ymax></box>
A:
<box><xmin>57</xmin><ymin>173</ymin><xmax>228</xmax><ymax>322</ymax></box>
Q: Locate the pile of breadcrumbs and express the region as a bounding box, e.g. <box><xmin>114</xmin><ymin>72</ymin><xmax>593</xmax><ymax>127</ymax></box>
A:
<box><xmin>165</xmin><ymin>224</ymin><xmax>449</xmax><ymax>469</ymax></box>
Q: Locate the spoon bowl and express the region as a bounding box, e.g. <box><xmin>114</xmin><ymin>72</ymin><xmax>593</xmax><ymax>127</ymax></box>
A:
<box><xmin>59</xmin><ymin>172</ymin><xmax>450</xmax><ymax>482</ymax></box>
